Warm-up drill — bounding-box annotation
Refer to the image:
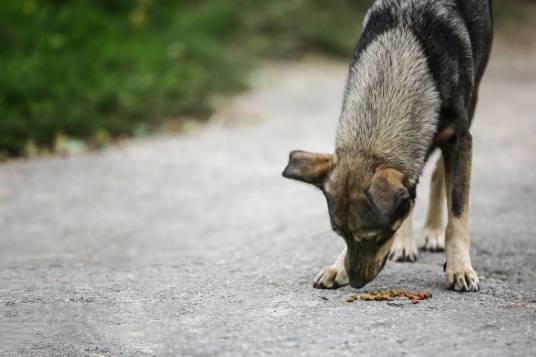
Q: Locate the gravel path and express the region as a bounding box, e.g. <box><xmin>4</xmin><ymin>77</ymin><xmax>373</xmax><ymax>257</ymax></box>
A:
<box><xmin>1</xmin><ymin>51</ymin><xmax>535</xmax><ymax>356</ymax></box>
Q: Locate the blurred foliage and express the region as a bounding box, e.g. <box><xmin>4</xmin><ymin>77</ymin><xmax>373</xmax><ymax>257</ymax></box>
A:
<box><xmin>0</xmin><ymin>0</ymin><xmax>369</xmax><ymax>157</ymax></box>
<box><xmin>493</xmin><ymin>0</ymin><xmax>536</xmax><ymax>34</ymax></box>
<box><xmin>0</xmin><ymin>0</ymin><xmax>533</xmax><ymax>157</ymax></box>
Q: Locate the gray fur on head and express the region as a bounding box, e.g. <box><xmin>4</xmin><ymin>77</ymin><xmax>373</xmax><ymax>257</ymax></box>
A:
<box><xmin>336</xmin><ymin>27</ymin><xmax>440</xmax><ymax>184</ymax></box>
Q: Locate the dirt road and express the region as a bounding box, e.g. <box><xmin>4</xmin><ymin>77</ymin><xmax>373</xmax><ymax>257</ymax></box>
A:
<box><xmin>1</xmin><ymin>50</ymin><xmax>535</xmax><ymax>356</ymax></box>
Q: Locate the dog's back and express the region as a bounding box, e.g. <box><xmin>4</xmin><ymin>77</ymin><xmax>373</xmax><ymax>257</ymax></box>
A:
<box><xmin>358</xmin><ymin>0</ymin><xmax>492</xmax><ymax>108</ymax></box>
<box><xmin>337</xmin><ymin>0</ymin><xmax>493</xmax><ymax>182</ymax></box>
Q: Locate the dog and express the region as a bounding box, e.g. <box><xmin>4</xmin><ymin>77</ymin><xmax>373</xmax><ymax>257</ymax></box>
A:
<box><xmin>282</xmin><ymin>0</ymin><xmax>493</xmax><ymax>292</ymax></box>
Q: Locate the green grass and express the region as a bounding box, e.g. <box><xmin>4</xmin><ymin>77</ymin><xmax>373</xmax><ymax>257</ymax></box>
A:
<box><xmin>0</xmin><ymin>1</ymin><xmax>248</xmax><ymax>156</ymax></box>
<box><xmin>0</xmin><ymin>0</ymin><xmax>532</xmax><ymax>157</ymax></box>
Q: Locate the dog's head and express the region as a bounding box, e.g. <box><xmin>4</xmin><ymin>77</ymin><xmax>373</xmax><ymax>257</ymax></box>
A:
<box><xmin>282</xmin><ymin>150</ymin><xmax>414</xmax><ymax>288</ymax></box>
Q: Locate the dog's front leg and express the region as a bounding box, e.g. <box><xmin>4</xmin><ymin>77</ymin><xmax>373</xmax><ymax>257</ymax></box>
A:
<box><xmin>313</xmin><ymin>247</ymin><xmax>348</xmax><ymax>289</ymax></box>
<box><xmin>421</xmin><ymin>156</ymin><xmax>446</xmax><ymax>251</ymax></box>
<box><xmin>442</xmin><ymin>130</ymin><xmax>479</xmax><ymax>292</ymax></box>
<box><xmin>389</xmin><ymin>210</ymin><xmax>418</xmax><ymax>262</ymax></box>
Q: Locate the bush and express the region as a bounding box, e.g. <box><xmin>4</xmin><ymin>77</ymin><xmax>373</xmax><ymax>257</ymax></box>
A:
<box><xmin>0</xmin><ymin>0</ymin><xmax>532</xmax><ymax>157</ymax></box>
<box><xmin>0</xmin><ymin>0</ymin><xmax>370</xmax><ymax>157</ymax></box>
<box><xmin>0</xmin><ymin>1</ymin><xmax>247</xmax><ymax>155</ymax></box>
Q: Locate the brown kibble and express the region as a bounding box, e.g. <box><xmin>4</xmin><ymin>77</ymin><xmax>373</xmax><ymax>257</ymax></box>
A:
<box><xmin>352</xmin><ymin>289</ymin><xmax>432</xmax><ymax>303</ymax></box>
<box><xmin>359</xmin><ymin>293</ymin><xmax>373</xmax><ymax>301</ymax></box>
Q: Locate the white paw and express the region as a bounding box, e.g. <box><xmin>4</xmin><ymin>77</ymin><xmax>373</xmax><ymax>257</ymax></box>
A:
<box><xmin>389</xmin><ymin>237</ymin><xmax>418</xmax><ymax>262</ymax></box>
<box><xmin>445</xmin><ymin>264</ymin><xmax>480</xmax><ymax>292</ymax></box>
<box><xmin>421</xmin><ymin>227</ymin><xmax>445</xmax><ymax>252</ymax></box>
<box><xmin>313</xmin><ymin>265</ymin><xmax>348</xmax><ymax>289</ymax></box>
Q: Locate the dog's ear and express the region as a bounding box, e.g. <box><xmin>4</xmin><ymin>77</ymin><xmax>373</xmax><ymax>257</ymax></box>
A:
<box><xmin>282</xmin><ymin>150</ymin><xmax>335</xmax><ymax>187</ymax></box>
<box><xmin>364</xmin><ymin>168</ymin><xmax>412</xmax><ymax>229</ymax></box>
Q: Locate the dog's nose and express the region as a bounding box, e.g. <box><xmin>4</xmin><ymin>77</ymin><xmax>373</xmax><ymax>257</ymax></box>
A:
<box><xmin>348</xmin><ymin>277</ymin><xmax>368</xmax><ymax>289</ymax></box>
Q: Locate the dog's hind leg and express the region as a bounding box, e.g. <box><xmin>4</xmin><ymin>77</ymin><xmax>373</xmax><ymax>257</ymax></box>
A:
<box><xmin>421</xmin><ymin>156</ymin><xmax>446</xmax><ymax>251</ymax></box>
<box><xmin>313</xmin><ymin>248</ymin><xmax>348</xmax><ymax>289</ymax></box>
<box><xmin>442</xmin><ymin>130</ymin><xmax>479</xmax><ymax>292</ymax></box>
<box><xmin>389</xmin><ymin>210</ymin><xmax>417</xmax><ymax>262</ymax></box>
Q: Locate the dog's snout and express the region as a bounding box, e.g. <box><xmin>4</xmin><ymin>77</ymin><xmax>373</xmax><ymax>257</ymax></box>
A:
<box><xmin>380</xmin><ymin>253</ymin><xmax>389</xmax><ymax>271</ymax></box>
<box><xmin>345</xmin><ymin>262</ymin><xmax>375</xmax><ymax>289</ymax></box>
<box><xmin>345</xmin><ymin>250</ymin><xmax>389</xmax><ymax>289</ymax></box>
<box><xmin>348</xmin><ymin>276</ymin><xmax>369</xmax><ymax>289</ymax></box>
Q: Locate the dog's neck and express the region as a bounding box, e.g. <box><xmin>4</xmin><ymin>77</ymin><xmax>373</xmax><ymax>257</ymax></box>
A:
<box><xmin>335</xmin><ymin>28</ymin><xmax>440</xmax><ymax>184</ymax></box>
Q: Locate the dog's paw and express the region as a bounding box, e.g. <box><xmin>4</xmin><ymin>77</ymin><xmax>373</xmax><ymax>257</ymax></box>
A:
<box><xmin>420</xmin><ymin>227</ymin><xmax>445</xmax><ymax>252</ymax></box>
<box><xmin>313</xmin><ymin>265</ymin><xmax>348</xmax><ymax>289</ymax></box>
<box><xmin>389</xmin><ymin>238</ymin><xmax>418</xmax><ymax>262</ymax></box>
<box><xmin>445</xmin><ymin>264</ymin><xmax>480</xmax><ymax>292</ymax></box>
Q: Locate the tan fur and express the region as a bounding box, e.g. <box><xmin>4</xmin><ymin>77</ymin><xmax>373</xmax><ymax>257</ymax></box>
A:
<box><xmin>389</xmin><ymin>210</ymin><xmax>417</xmax><ymax>262</ymax></box>
<box><xmin>370</xmin><ymin>168</ymin><xmax>407</xmax><ymax>200</ymax></box>
<box><xmin>323</xmin><ymin>162</ymin><xmax>410</xmax><ymax>235</ymax></box>
<box><xmin>282</xmin><ymin>151</ymin><xmax>335</xmax><ymax>185</ymax></box>
<box><xmin>316</xmin><ymin>159</ymin><xmax>413</xmax><ymax>288</ymax></box>
<box><xmin>421</xmin><ymin>156</ymin><xmax>446</xmax><ymax>251</ymax></box>
<box><xmin>434</xmin><ymin>127</ymin><xmax>455</xmax><ymax>145</ymax></box>
<box><xmin>313</xmin><ymin>248</ymin><xmax>349</xmax><ymax>289</ymax></box>
<box><xmin>443</xmin><ymin>135</ymin><xmax>479</xmax><ymax>291</ymax></box>
<box><xmin>345</xmin><ymin>236</ymin><xmax>395</xmax><ymax>287</ymax></box>
<box><xmin>367</xmin><ymin>167</ymin><xmax>410</xmax><ymax>223</ymax></box>
<box><xmin>445</xmin><ymin>211</ymin><xmax>478</xmax><ymax>291</ymax></box>
<box><xmin>306</xmin><ymin>153</ymin><xmax>336</xmax><ymax>177</ymax></box>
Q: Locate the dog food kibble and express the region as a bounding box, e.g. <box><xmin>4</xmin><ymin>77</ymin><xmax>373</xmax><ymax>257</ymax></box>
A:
<box><xmin>358</xmin><ymin>293</ymin><xmax>373</xmax><ymax>301</ymax></box>
<box><xmin>345</xmin><ymin>294</ymin><xmax>359</xmax><ymax>302</ymax></box>
<box><xmin>346</xmin><ymin>290</ymin><xmax>432</xmax><ymax>304</ymax></box>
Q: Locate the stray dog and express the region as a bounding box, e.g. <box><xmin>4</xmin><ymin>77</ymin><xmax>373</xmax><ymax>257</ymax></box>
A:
<box><xmin>282</xmin><ymin>0</ymin><xmax>493</xmax><ymax>291</ymax></box>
